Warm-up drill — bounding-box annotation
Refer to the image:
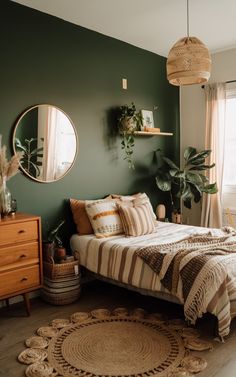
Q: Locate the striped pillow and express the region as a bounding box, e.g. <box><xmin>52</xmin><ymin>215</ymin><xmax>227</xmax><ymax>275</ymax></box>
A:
<box><xmin>85</xmin><ymin>200</ymin><xmax>124</xmax><ymax>238</ymax></box>
<box><xmin>118</xmin><ymin>202</ymin><xmax>156</xmax><ymax>236</ymax></box>
<box><xmin>109</xmin><ymin>192</ymin><xmax>156</xmax><ymax>220</ymax></box>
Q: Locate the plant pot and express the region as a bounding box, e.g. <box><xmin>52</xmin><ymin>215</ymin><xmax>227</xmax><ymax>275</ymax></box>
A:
<box><xmin>121</xmin><ymin>117</ymin><xmax>137</xmax><ymax>132</ymax></box>
<box><xmin>55</xmin><ymin>247</ymin><xmax>67</xmax><ymax>263</ymax></box>
<box><xmin>172</xmin><ymin>212</ymin><xmax>181</xmax><ymax>224</ymax></box>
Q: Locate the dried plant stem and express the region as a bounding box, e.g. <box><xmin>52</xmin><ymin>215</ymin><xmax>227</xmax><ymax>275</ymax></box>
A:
<box><xmin>0</xmin><ymin>135</ymin><xmax>22</xmax><ymax>189</ymax></box>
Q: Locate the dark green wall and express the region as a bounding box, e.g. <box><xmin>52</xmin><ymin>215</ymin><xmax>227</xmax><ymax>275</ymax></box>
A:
<box><xmin>0</xmin><ymin>1</ymin><xmax>179</xmax><ymax>244</ymax></box>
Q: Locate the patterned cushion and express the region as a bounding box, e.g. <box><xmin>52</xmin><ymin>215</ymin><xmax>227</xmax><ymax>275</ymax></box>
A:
<box><xmin>85</xmin><ymin>200</ymin><xmax>124</xmax><ymax>238</ymax></box>
<box><xmin>109</xmin><ymin>193</ymin><xmax>156</xmax><ymax>220</ymax></box>
<box><xmin>70</xmin><ymin>199</ymin><xmax>94</xmax><ymax>235</ymax></box>
<box><xmin>118</xmin><ymin>201</ymin><xmax>156</xmax><ymax>237</ymax></box>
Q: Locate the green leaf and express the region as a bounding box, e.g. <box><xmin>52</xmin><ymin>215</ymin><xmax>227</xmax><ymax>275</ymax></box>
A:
<box><xmin>189</xmin><ymin>182</ymin><xmax>202</xmax><ymax>203</ymax></box>
<box><xmin>188</xmin><ymin>149</ymin><xmax>211</xmax><ymax>163</ymax></box>
<box><xmin>201</xmin><ymin>183</ymin><xmax>218</xmax><ymax>194</ymax></box>
<box><xmin>15</xmin><ymin>144</ymin><xmax>27</xmax><ymax>153</ymax></box>
<box><xmin>15</xmin><ymin>139</ymin><xmax>27</xmax><ymax>152</ymax></box>
<box><xmin>184</xmin><ymin>147</ymin><xmax>197</xmax><ymax>161</ymax></box>
<box><xmin>188</xmin><ymin>157</ymin><xmax>205</xmax><ymax>166</ymax></box>
<box><xmin>186</xmin><ymin>172</ymin><xmax>203</xmax><ymax>185</ymax></box>
<box><xmin>169</xmin><ymin>168</ymin><xmax>179</xmax><ymax>177</ymax></box>
<box><xmin>183</xmin><ymin>198</ymin><xmax>192</xmax><ymax>209</ymax></box>
<box><xmin>173</xmin><ymin>170</ymin><xmax>185</xmax><ymax>178</ymax></box>
<box><xmin>181</xmin><ymin>184</ymin><xmax>193</xmax><ymax>202</ymax></box>
<box><xmin>155</xmin><ymin>174</ymin><xmax>171</xmax><ymax>191</ymax></box>
<box><xmin>199</xmin><ymin>173</ymin><xmax>209</xmax><ymax>183</ymax></box>
<box><xmin>189</xmin><ymin>163</ymin><xmax>215</xmax><ymax>171</ymax></box>
<box><xmin>31</xmin><ymin>147</ymin><xmax>44</xmax><ymax>154</ymax></box>
<box><xmin>162</xmin><ymin>157</ymin><xmax>179</xmax><ymax>170</ymax></box>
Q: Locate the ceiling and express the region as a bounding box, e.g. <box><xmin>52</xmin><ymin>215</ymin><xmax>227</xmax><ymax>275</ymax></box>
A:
<box><xmin>12</xmin><ymin>0</ymin><xmax>236</xmax><ymax>57</ymax></box>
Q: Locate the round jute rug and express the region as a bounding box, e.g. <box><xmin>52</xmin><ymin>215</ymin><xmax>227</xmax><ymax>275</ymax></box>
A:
<box><xmin>18</xmin><ymin>308</ymin><xmax>211</xmax><ymax>377</ymax></box>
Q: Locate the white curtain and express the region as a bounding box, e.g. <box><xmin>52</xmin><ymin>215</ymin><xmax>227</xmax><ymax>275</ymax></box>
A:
<box><xmin>201</xmin><ymin>83</ymin><xmax>226</xmax><ymax>228</ymax></box>
<box><xmin>42</xmin><ymin>107</ymin><xmax>59</xmax><ymax>181</ymax></box>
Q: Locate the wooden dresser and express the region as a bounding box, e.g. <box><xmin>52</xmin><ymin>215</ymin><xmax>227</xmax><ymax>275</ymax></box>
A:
<box><xmin>0</xmin><ymin>212</ymin><xmax>42</xmax><ymax>314</ymax></box>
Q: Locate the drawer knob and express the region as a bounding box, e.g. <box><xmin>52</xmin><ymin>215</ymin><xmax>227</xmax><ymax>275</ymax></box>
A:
<box><xmin>20</xmin><ymin>254</ymin><xmax>27</xmax><ymax>258</ymax></box>
<box><xmin>18</xmin><ymin>230</ymin><xmax>26</xmax><ymax>234</ymax></box>
<box><xmin>21</xmin><ymin>277</ymin><xmax>28</xmax><ymax>282</ymax></box>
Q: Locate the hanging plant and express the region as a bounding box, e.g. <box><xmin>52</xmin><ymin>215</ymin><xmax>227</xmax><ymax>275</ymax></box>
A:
<box><xmin>118</xmin><ymin>102</ymin><xmax>143</xmax><ymax>169</ymax></box>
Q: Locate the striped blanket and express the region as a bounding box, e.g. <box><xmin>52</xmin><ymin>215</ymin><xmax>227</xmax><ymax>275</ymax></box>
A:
<box><xmin>70</xmin><ymin>222</ymin><xmax>236</xmax><ymax>338</ymax></box>
<box><xmin>136</xmin><ymin>231</ymin><xmax>236</xmax><ymax>338</ymax></box>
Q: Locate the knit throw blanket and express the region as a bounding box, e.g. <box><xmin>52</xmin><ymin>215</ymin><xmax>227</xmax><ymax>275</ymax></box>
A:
<box><xmin>136</xmin><ymin>229</ymin><xmax>236</xmax><ymax>338</ymax></box>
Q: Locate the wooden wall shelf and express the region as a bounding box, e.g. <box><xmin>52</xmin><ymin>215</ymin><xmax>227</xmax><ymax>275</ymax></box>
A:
<box><xmin>134</xmin><ymin>131</ymin><xmax>173</xmax><ymax>136</ymax></box>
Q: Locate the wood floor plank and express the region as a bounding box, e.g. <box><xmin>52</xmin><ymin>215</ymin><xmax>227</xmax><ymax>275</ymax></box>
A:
<box><xmin>0</xmin><ymin>280</ymin><xmax>236</xmax><ymax>377</ymax></box>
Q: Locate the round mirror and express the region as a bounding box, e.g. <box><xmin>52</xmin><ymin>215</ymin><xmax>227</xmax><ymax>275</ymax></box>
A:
<box><xmin>13</xmin><ymin>104</ymin><xmax>78</xmax><ymax>183</ymax></box>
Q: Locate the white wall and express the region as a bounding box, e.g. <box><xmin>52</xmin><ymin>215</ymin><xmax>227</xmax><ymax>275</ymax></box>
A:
<box><xmin>180</xmin><ymin>48</ymin><xmax>236</xmax><ymax>225</ymax></box>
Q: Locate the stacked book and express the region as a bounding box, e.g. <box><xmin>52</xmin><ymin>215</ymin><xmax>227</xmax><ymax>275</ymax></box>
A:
<box><xmin>144</xmin><ymin>127</ymin><xmax>161</xmax><ymax>133</ymax></box>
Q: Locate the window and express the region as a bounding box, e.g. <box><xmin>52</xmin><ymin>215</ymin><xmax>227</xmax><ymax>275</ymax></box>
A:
<box><xmin>222</xmin><ymin>88</ymin><xmax>236</xmax><ymax>212</ymax></box>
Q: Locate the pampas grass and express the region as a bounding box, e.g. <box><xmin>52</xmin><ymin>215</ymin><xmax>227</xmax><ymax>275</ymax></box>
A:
<box><xmin>0</xmin><ymin>135</ymin><xmax>22</xmax><ymax>188</ymax></box>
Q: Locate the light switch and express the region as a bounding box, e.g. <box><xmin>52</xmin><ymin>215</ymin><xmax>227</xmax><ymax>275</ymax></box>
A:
<box><xmin>122</xmin><ymin>78</ymin><xmax>127</xmax><ymax>90</ymax></box>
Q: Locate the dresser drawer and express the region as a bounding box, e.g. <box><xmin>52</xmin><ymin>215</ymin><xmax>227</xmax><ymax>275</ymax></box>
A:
<box><xmin>0</xmin><ymin>220</ymin><xmax>38</xmax><ymax>246</ymax></box>
<box><xmin>0</xmin><ymin>265</ymin><xmax>40</xmax><ymax>297</ymax></box>
<box><xmin>0</xmin><ymin>242</ymin><xmax>39</xmax><ymax>268</ymax></box>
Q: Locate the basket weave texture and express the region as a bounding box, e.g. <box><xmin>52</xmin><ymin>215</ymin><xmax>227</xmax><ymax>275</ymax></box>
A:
<box><xmin>43</xmin><ymin>258</ymin><xmax>79</xmax><ymax>280</ymax></box>
<box><xmin>42</xmin><ymin>258</ymin><xmax>81</xmax><ymax>305</ymax></box>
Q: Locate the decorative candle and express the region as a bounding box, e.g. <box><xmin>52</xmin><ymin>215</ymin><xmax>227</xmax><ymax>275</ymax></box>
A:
<box><xmin>156</xmin><ymin>204</ymin><xmax>166</xmax><ymax>220</ymax></box>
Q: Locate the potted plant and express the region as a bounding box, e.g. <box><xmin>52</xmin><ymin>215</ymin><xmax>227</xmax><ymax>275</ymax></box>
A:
<box><xmin>118</xmin><ymin>102</ymin><xmax>143</xmax><ymax>169</ymax></box>
<box><xmin>155</xmin><ymin>147</ymin><xmax>218</xmax><ymax>220</ymax></box>
<box><xmin>43</xmin><ymin>219</ymin><xmax>66</xmax><ymax>262</ymax></box>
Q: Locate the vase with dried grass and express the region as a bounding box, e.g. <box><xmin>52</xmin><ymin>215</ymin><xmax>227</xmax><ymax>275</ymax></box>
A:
<box><xmin>0</xmin><ymin>135</ymin><xmax>22</xmax><ymax>216</ymax></box>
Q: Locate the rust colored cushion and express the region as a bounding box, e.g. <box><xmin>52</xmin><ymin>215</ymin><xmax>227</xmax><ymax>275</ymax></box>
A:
<box><xmin>70</xmin><ymin>199</ymin><xmax>94</xmax><ymax>235</ymax></box>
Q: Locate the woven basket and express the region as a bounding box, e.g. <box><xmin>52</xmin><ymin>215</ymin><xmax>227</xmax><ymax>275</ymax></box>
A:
<box><xmin>43</xmin><ymin>257</ymin><xmax>79</xmax><ymax>280</ymax></box>
<box><xmin>42</xmin><ymin>257</ymin><xmax>81</xmax><ymax>305</ymax></box>
<box><xmin>42</xmin><ymin>275</ymin><xmax>81</xmax><ymax>305</ymax></box>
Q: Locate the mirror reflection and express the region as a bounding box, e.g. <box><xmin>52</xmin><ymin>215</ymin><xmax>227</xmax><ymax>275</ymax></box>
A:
<box><xmin>13</xmin><ymin>104</ymin><xmax>78</xmax><ymax>183</ymax></box>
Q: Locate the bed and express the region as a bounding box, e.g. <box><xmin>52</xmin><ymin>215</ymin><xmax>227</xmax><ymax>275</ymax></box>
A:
<box><xmin>70</xmin><ymin>220</ymin><xmax>236</xmax><ymax>339</ymax></box>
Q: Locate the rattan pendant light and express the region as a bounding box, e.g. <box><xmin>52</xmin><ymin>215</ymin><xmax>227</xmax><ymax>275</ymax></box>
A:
<box><xmin>166</xmin><ymin>0</ymin><xmax>211</xmax><ymax>86</ymax></box>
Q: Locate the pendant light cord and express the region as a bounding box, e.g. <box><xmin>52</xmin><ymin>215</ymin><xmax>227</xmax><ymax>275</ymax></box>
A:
<box><xmin>187</xmin><ymin>0</ymin><xmax>190</xmax><ymax>38</ymax></box>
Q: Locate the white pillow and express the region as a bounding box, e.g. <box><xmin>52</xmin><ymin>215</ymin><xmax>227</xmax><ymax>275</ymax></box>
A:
<box><xmin>85</xmin><ymin>200</ymin><xmax>124</xmax><ymax>238</ymax></box>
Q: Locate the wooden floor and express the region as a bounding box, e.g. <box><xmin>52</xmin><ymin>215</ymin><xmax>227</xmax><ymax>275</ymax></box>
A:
<box><xmin>1</xmin><ymin>280</ymin><xmax>236</xmax><ymax>377</ymax></box>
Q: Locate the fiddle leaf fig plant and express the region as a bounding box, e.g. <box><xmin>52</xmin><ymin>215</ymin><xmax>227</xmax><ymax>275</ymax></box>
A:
<box><xmin>118</xmin><ymin>102</ymin><xmax>143</xmax><ymax>169</ymax></box>
<box><xmin>155</xmin><ymin>147</ymin><xmax>218</xmax><ymax>210</ymax></box>
<box><xmin>15</xmin><ymin>137</ymin><xmax>44</xmax><ymax>178</ymax></box>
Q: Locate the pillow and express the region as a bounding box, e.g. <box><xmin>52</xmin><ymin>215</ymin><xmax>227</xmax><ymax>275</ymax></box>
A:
<box><xmin>85</xmin><ymin>200</ymin><xmax>124</xmax><ymax>238</ymax></box>
<box><xmin>109</xmin><ymin>192</ymin><xmax>156</xmax><ymax>220</ymax></box>
<box><xmin>70</xmin><ymin>199</ymin><xmax>94</xmax><ymax>235</ymax></box>
<box><xmin>118</xmin><ymin>201</ymin><xmax>156</xmax><ymax>237</ymax></box>
<box><xmin>109</xmin><ymin>194</ymin><xmax>136</xmax><ymax>201</ymax></box>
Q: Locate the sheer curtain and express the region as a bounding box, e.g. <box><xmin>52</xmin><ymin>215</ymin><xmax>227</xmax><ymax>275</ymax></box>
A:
<box><xmin>201</xmin><ymin>83</ymin><xmax>226</xmax><ymax>228</ymax></box>
<box><xmin>42</xmin><ymin>107</ymin><xmax>59</xmax><ymax>182</ymax></box>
